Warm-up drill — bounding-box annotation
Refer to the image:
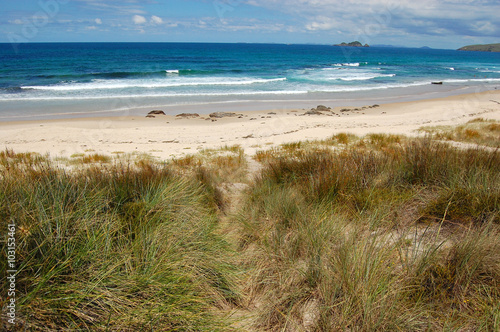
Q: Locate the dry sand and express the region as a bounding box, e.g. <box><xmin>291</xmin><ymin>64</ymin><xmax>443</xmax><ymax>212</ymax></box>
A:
<box><xmin>1</xmin><ymin>90</ymin><xmax>500</xmax><ymax>160</ymax></box>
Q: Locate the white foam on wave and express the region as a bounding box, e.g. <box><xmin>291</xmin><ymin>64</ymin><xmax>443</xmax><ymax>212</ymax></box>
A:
<box><xmin>304</xmin><ymin>81</ymin><xmax>432</xmax><ymax>93</ymax></box>
<box><xmin>0</xmin><ymin>89</ymin><xmax>307</xmax><ymax>102</ymax></box>
<box><xmin>479</xmin><ymin>69</ymin><xmax>500</xmax><ymax>73</ymax></box>
<box><xmin>333</xmin><ymin>62</ymin><xmax>367</xmax><ymax>67</ymax></box>
<box><xmin>294</xmin><ymin>67</ymin><xmax>396</xmax><ymax>82</ymax></box>
<box><xmin>338</xmin><ymin>74</ymin><xmax>396</xmax><ymax>81</ymax></box>
<box><xmin>21</xmin><ymin>77</ymin><xmax>287</xmax><ymax>91</ymax></box>
<box><xmin>165</xmin><ymin>70</ymin><xmax>179</xmax><ymax>74</ymax></box>
<box><xmin>443</xmin><ymin>78</ymin><xmax>500</xmax><ymax>83</ymax></box>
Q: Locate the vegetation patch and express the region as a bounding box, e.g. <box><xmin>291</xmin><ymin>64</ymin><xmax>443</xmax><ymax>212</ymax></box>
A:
<box><xmin>237</xmin><ymin>137</ymin><xmax>500</xmax><ymax>330</ymax></box>
<box><xmin>0</xmin><ymin>155</ymin><xmax>238</xmax><ymax>330</ymax></box>
<box><xmin>420</xmin><ymin>118</ymin><xmax>500</xmax><ymax>147</ymax></box>
<box><xmin>1</xmin><ymin>127</ymin><xmax>499</xmax><ymax>331</ymax></box>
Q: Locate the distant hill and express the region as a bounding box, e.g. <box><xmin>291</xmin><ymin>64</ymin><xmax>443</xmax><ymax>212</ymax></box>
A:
<box><xmin>458</xmin><ymin>43</ymin><xmax>500</xmax><ymax>52</ymax></box>
<box><xmin>334</xmin><ymin>41</ymin><xmax>369</xmax><ymax>47</ymax></box>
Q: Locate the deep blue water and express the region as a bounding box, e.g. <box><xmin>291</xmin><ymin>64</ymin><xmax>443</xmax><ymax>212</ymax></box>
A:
<box><xmin>0</xmin><ymin>42</ymin><xmax>499</xmax><ymax>119</ymax></box>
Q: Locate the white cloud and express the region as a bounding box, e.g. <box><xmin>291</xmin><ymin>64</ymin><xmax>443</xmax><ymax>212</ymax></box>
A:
<box><xmin>95</xmin><ymin>18</ymin><xmax>102</xmax><ymax>25</ymax></box>
<box><xmin>245</xmin><ymin>0</ymin><xmax>500</xmax><ymax>38</ymax></box>
<box><xmin>150</xmin><ymin>15</ymin><xmax>163</xmax><ymax>25</ymax></box>
<box><xmin>75</xmin><ymin>0</ymin><xmax>147</xmax><ymax>15</ymax></box>
<box><xmin>471</xmin><ymin>21</ymin><xmax>496</xmax><ymax>34</ymax></box>
<box><xmin>9</xmin><ymin>19</ymin><xmax>24</xmax><ymax>25</ymax></box>
<box><xmin>305</xmin><ymin>18</ymin><xmax>339</xmax><ymax>31</ymax></box>
<box><xmin>132</xmin><ymin>15</ymin><xmax>147</xmax><ymax>24</ymax></box>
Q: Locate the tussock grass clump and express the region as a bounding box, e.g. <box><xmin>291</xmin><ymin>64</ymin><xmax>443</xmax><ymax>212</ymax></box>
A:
<box><xmin>0</xmin><ymin>154</ymin><xmax>238</xmax><ymax>330</ymax></box>
<box><xmin>0</xmin><ymin>149</ymin><xmax>48</xmax><ymax>169</ymax></box>
<box><xmin>330</xmin><ymin>132</ymin><xmax>356</xmax><ymax>145</ymax></box>
<box><xmin>420</xmin><ymin>118</ymin><xmax>500</xmax><ymax>147</ymax></box>
<box><xmin>238</xmin><ymin>137</ymin><xmax>500</xmax><ymax>330</ymax></box>
<box><xmin>69</xmin><ymin>152</ymin><xmax>112</xmax><ymax>165</ymax></box>
<box><xmin>366</xmin><ymin>133</ymin><xmax>404</xmax><ymax>147</ymax></box>
<box><xmin>171</xmin><ymin>145</ymin><xmax>247</xmax><ymax>184</ymax></box>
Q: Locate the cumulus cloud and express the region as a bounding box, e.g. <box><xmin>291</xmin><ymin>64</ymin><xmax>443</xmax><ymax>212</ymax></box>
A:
<box><xmin>305</xmin><ymin>18</ymin><xmax>340</xmax><ymax>31</ymax></box>
<box><xmin>150</xmin><ymin>15</ymin><xmax>163</xmax><ymax>25</ymax></box>
<box><xmin>132</xmin><ymin>15</ymin><xmax>147</xmax><ymax>24</ymax></box>
<box><xmin>95</xmin><ymin>18</ymin><xmax>102</xmax><ymax>24</ymax></box>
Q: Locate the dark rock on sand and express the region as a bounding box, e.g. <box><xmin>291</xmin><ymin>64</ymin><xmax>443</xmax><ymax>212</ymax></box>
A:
<box><xmin>305</xmin><ymin>105</ymin><xmax>332</xmax><ymax>115</ymax></box>
<box><xmin>316</xmin><ymin>105</ymin><xmax>331</xmax><ymax>111</ymax></box>
<box><xmin>176</xmin><ymin>113</ymin><xmax>200</xmax><ymax>118</ymax></box>
<box><xmin>305</xmin><ymin>109</ymin><xmax>323</xmax><ymax>115</ymax></box>
<box><xmin>148</xmin><ymin>110</ymin><xmax>166</xmax><ymax>115</ymax></box>
<box><xmin>209</xmin><ymin>112</ymin><xmax>242</xmax><ymax>118</ymax></box>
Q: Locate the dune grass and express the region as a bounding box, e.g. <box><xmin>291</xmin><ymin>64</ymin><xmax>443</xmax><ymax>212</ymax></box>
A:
<box><xmin>1</xmin><ymin>131</ymin><xmax>499</xmax><ymax>331</ymax></box>
<box><xmin>0</xmin><ymin>154</ymin><xmax>239</xmax><ymax>330</ymax></box>
<box><xmin>419</xmin><ymin>118</ymin><xmax>500</xmax><ymax>147</ymax></box>
<box><xmin>237</xmin><ymin>136</ymin><xmax>500</xmax><ymax>330</ymax></box>
<box><xmin>171</xmin><ymin>144</ymin><xmax>247</xmax><ymax>185</ymax></box>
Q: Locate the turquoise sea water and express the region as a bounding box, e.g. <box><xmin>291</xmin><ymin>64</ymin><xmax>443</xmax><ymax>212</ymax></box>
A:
<box><xmin>0</xmin><ymin>42</ymin><xmax>499</xmax><ymax>120</ymax></box>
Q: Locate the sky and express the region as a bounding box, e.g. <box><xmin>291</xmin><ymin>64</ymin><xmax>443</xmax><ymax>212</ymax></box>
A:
<box><xmin>0</xmin><ymin>0</ymin><xmax>498</xmax><ymax>49</ymax></box>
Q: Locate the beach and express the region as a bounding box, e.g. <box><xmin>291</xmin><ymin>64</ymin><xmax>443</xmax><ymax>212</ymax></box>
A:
<box><xmin>1</xmin><ymin>89</ymin><xmax>499</xmax><ymax>159</ymax></box>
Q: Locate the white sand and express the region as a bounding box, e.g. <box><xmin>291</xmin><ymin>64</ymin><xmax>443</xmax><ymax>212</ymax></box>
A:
<box><xmin>1</xmin><ymin>90</ymin><xmax>499</xmax><ymax>160</ymax></box>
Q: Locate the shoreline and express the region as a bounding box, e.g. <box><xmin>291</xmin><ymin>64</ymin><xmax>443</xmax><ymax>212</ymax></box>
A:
<box><xmin>1</xmin><ymin>89</ymin><xmax>500</xmax><ymax>160</ymax></box>
<box><xmin>1</xmin><ymin>83</ymin><xmax>497</xmax><ymax>122</ymax></box>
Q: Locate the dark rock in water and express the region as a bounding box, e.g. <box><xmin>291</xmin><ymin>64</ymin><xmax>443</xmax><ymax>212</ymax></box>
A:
<box><xmin>431</xmin><ymin>82</ymin><xmax>443</xmax><ymax>85</ymax></box>
<box><xmin>209</xmin><ymin>112</ymin><xmax>242</xmax><ymax>118</ymax></box>
<box><xmin>176</xmin><ymin>113</ymin><xmax>200</xmax><ymax>118</ymax></box>
<box><xmin>148</xmin><ymin>110</ymin><xmax>166</xmax><ymax>115</ymax></box>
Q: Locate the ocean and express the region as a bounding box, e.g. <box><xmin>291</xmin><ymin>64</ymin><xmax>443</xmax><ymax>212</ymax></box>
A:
<box><xmin>0</xmin><ymin>42</ymin><xmax>499</xmax><ymax>120</ymax></box>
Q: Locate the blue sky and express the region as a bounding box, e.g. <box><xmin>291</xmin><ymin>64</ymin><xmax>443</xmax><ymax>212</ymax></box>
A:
<box><xmin>1</xmin><ymin>0</ymin><xmax>498</xmax><ymax>48</ymax></box>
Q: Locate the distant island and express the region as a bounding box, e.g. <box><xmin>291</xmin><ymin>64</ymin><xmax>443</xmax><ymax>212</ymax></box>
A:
<box><xmin>334</xmin><ymin>41</ymin><xmax>369</xmax><ymax>47</ymax></box>
<box><xmin>458</xmin><ymin>43</ymin><xmax>500</xmax><ymax>52</ymax></box>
